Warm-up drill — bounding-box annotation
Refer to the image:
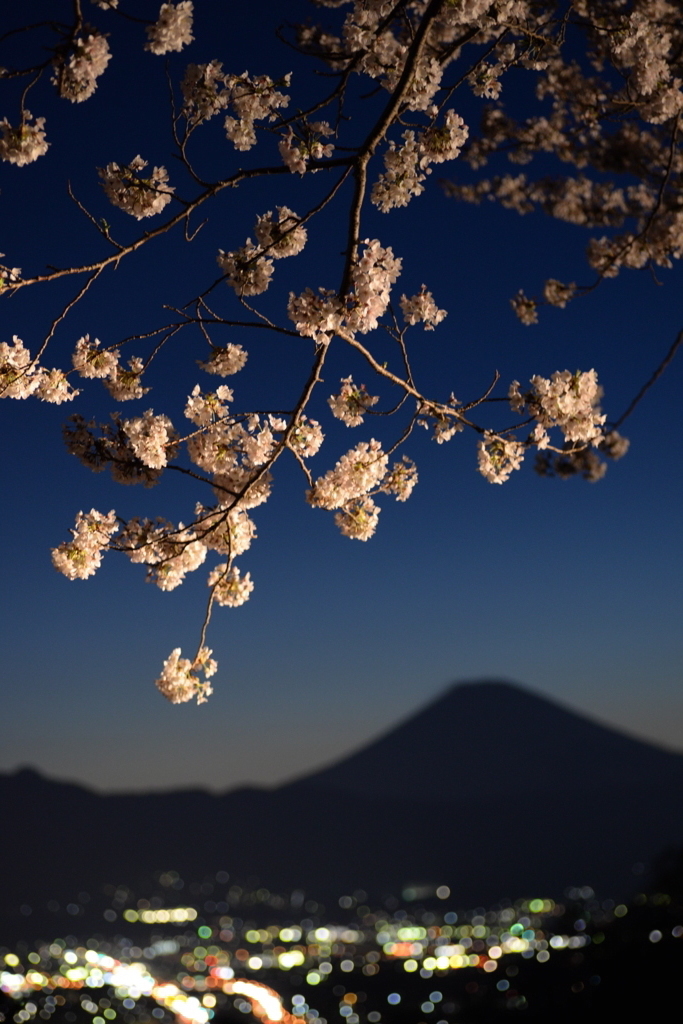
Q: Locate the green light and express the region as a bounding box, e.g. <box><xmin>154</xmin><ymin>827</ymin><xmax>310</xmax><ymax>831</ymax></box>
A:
<box><xmin>197</xmin><ymin>926</ymin><xmax>212</xmax><ymax>939</ymax></box>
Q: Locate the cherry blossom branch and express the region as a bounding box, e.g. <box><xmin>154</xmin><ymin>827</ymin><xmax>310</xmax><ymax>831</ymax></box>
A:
<box><xmin>612</xmin><ymin>328</ymin><xmax>683</xmax><ymax>430</ymax></box>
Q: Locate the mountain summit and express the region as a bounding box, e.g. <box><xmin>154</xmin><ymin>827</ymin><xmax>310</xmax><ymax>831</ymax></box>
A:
<box><xmin>285</xmin><ymin>680</ymin><xmax>683</xmax><ymax>801</ymax></box>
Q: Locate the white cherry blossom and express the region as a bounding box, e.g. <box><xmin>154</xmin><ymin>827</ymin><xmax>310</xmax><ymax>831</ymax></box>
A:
<box><xmin>99</xmin><ymin>156</ymin><xmax>174</xmax><ymax>219</ymax></box>
<box><xmin>0</xmin><ymin>112</ymin><xmax>48</xmax><ymax>165</ymax></box>
<box><xmin>0</xmin><ymin>337</ymin><xmax>41</xmax><ymax>399</ymax></box>
<box><xmin>335</xmin><ymin>496</ymin><xmax>380</xmax><ymax>541</ymax></box>
<box><xmin>198</xmin><ymin>344</ymin><xmax>247</xmax><ymax>377</ymax></box>
<box><xmin>254</xmin><ymin>207</ymin><xmax>307</xmax><ymax>259</ymax></box>
<box><xmin>308</xmin><ymin>439</ymin><xmax>389</xmax><ymax>510</ymax></box>
<box><xmin>54</xmin><ymin>31</ymin><xmax>111</xmax><ymax>103</ymax></box>
<box><xmin>328</xmin><ymin>376</ymin><xmax>379</xmax><ymax>426</ymax></box>
<box><xmin>123</xmin><ymin>410</ymin><xmax>176</xmax><ymax>469</ymax></box>
<box><xmin>155</xmin><ymin>646</ymin><xmax>216</xmax><ymax>705</ymax></box>
<box><xmin>51</xmin><ymin>508</ymin><xmax>118</xmax><ymax>580</ymax></box>
<box><xmin>477</xmin><ymin>433</ymin><xmax>525</xmax><ymax>484</ymax></box>
<box><xmin>400</xmin><ymin>286</ymin><xmax>447</xmax><ymax>329</ymax></box>
<box><xmin>72</xmin><ymin>336</ymin><xmax>120</xmax><ymax>379</ymax></box>
<box><xmin>217</xmin><ymin>243</ymin><xmax>274</xmax><ymax>296</ymax></box>
<box><xmin>146</xmin><ymin>2</ymin><xmax>194</xmax><ymax>55</ymax></box>
<box><xmin>208</xmin><ymin>564</ymin><xmax>254</xmax><ymax>607</ymax></box>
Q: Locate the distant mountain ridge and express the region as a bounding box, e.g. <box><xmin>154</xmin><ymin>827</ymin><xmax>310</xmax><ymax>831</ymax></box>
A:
<box><xmin>1</xmin><ymin>680</ymin><xmax>682</xmax><ymax>940</ymax></box>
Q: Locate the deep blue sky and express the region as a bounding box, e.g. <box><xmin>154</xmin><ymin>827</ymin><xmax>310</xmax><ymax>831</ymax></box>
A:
<box><xmin>1</xmin><ymin>0</ymin><xmax>681</xmax><ymax>792</ymax></box>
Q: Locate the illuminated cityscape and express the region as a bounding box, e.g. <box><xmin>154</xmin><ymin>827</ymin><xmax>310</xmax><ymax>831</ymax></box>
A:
<box><xmin>2</xmin><ymin>875</ymin><xmax>682</xmax><ymax>1024</ymax></box>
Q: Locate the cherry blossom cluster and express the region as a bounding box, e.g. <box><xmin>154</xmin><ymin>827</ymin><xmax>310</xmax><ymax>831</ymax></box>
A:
<box><xmin>372</xmin><ymin>111</ymin><xmax>468</xmax><ymax>213</ymax></box>
<box><xmin>145</xmin><ymin>2</ymin><xmax>194</xmax><ymax>56</ymax></box>
<box><xmin>198</xmin><ymin>345</ymin><xmax>247</xmax><ymax>377</ymax></box>
<box><xmin>53</xmin><ymin>30</ymin><xmax>111</xmax><ymax>103</ymax></box>
<box><xmin>477</xmin><ymin>433</ymin><xmax>525</xmax><ymax>484</ymax></box>
<box><xmin>399</xmin><ymin>287</ymin><xmax>447</xmax><ymax>330</ymax></box>
<box><xmin>51</xmin><ymin>508</ymin><xmax>118</xmax><ymax>580</ymax></box>
<box><xmin>64</xmin><ymin>414</ymin><xmax>163</xmax><ymax>486</ymax></box>
<box><xmin>119</xmin><ymin>516</ymin><xmax>207</xmax><ymax>591</ymax></box>
<box><xmin>224</xmin><ymin>72</ymin><xmax>291</xmax><ymax>151</ymax></box>
<box><xmin>347</xmin><ymin>240</ymin><xmax>402</xmax><ymax>333</ymax></box>
<box><xmin>72</xmin><ymin>335</ymin><xmax>120</xmax><ymax>379</ymax></box>
<box><xmin>123</xmin><ymin>410</ymin><xmax>177</xmax><ymax>470</ymax></box>
<box><xmin>380</xmin><ymin>456</ymin><xmax>418</xmax><ymax>502</ymax></box>
<box><xmin>279</xmin><ymin>122</ymin><xmax>334</xmax><ymax>174</ymax></box>
<box><xmin>334</xmin><ymin>497</ymin><xmax>380</xmax><ymax>542</ymax></box>
<box><xmin>254</xmin><ymin>207</ymin><xmax>308</xmax><ymax>259</ymax></box>
<box><xmin>218</xmin><ymin>207</ymin><xmax>307</xmax><ymax>296</ymax></box>
<box><xmin>287</xmin><ymin>239</ymin><xmax>402</xmax><ymax>341</ymax></box>
<box><xmin>0</xmin><ymin>336</ymin><xmax>79</xmax><ymax>403</ymax></box>
<box><xmin>286</xmin><ymin>288</ymin><xmax>344</xmax><ymax>344</ymax></box>
<box><xmin>309</xmin><ymin>444</ymin><xmax>421</xmax><ymax>542</ymax></box>
<box><xmin>0</xmin><ymin>113</ymin><xmax>48</xmax><ymax>166</ymax></box>
<box><xmin>536</xmin><ymin>429</ymin><xmax>630</xmax><ymax>484</ymax></box>
<box><xmin>181</xmin><ymin>61</ymin><xmax>230</xmax><ymax>124</ymax></box>
<box><xmin>155</xmin><ymin>646</ymin><xmax>216</xmax><ymax>705</ymax></box>
<box><xmin>308</xmin><ymin>439</ymin><xmax>389</xmax><ymax>511</ymax></box>
<box><xmin>207</xmin><ymin>564</ymin><xmax>254</xmax><ymax>607</ymax></box>
<box><xmin>287</xmin><ymin>416</ymin><xmax>325</xmax><ymax>459</ymax></box>
<box><xmin>71</xmin><ymin>335</ymin><xmax>149</xmax><ymax>401</ymax></box>
<box><xmin>328</xmin><ymin>376</ymin><xmax>379</xmax><ymax>426</ymax></box>
<box><xmin>99</xmin><ymin>156</ymin><xmax>174</xmax><ymax>220</ymax></box>
<box><xmin>510</xmin><ymin>370</ymin><xmax>606</xmax><ymax>446</ymax></box>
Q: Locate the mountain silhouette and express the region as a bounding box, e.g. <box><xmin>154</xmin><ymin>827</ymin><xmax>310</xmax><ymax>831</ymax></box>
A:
<box><xmin>1</xmin><ymin>680</ymin><xmax>682</xmax><ymax>940</ymax></box>
<box><xmin>282</xmin><ymin>680</ymin><xmax>683</xmax><ymax>800</ymax></box>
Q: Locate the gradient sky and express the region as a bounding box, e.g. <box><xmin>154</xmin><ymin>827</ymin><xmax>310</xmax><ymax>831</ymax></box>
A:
<box><xmin>1</xmin><ymin>0</ymin><xmax>681</xmax><ymax>793</ymax></box>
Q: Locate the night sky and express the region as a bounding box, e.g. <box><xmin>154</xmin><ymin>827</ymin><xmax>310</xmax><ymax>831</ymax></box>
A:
<box><xmin>1</xmin><ymin>0</ymin><xmax>681</xmax><ymax>794</ymax></box>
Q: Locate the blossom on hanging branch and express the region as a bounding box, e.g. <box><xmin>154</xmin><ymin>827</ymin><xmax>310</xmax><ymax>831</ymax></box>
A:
<box><xmin>477</xmin><ymin>432</ymin><xmax>525</xmax><ymax>484</ymax></box>
<box><xmin>510</xmin><ymin>370</ymin><xmax>606</xmax><ymax>445</ymax></box>
<box><xmin>543</xmin><ymin>279</ymin><xmax>576</xmax><ymax>308</ymax></box>
<box><xmin>380</xmin><ymin>456</ymin><xmax>418</xmax><ymax>502</ymax></box>
<box><xmin>155</xmin><ymin>646</ymin><xmax>216</xmax><ymax>705</ymax></box>
<box><xmin>35</xmin><ymin>368</ymin><xmax>80</xmax><ymax>404</ymax></box>
<box><xmin>279</xmin><ymin>121</ymin><xmax>334</xmax><ymax>173</ymax></box>
<box><xmin>287</xmin><ymin>416</ymin><xmax>325</xmax><ymax>458</ymax></box>
<box><xmin>217</xmin><ymin>243</ymin><xmax>274</xmax><ymax>296</ymax></box>
<box><xmin>184</xmin><ymin>384</ymin><xmax>233</xmax><ymax>427</ymax></box>
<box><xmin>400</xmin><ymin>286</ymin><xmax>447</xmax><ymax>329</ymax></box>
<box><xmin>181</xmin><ymin>61</ymin><xmax>230</xmax><ymax>124</ymax></box>
<box><xmin>254</xmin><ymin>207</ymin><xmax>307</xmax><ymax>258</ymax></box>
<box><xmin>287</xmin><ymin>288</ymin><xmax>344</xmax><ymax>343</ymax></box>
<box><xmin>347</xmin><ymin>239</ymin><xmax>402</xmax><ymax>334</ymax></box>
<box><xmin>0</xmin><ymin>337</ymin><xmax>79</xmax><ymax>402</ymax></box>
<box><xmin>0</xmin><ymin>336</ymin><xmax>42</xmax><ymax>398</ymax></box>
<box><xmin>308</xmin><ymin>439</ymin><xmax>388</xmax><ymax>510</ymax></box>
<box><xmin>208</xmin><ymin>564</ymin><xmax>254</xmax><ymax>607</ymax></box>
<box><xmin>54</xmin><ymin>31</ymin><xmax>111</xmax><ymax>103</ymax></box>
<box><xmin>0</xmin><ymin>112</ymin><xmax>49</xmax><ymax>166</ymax></box>
<box><xmin>510</xmin><ymin>290</ymin><xmax>538</xmax><ymax>325</ymax></box>
<box><xmin>122</xmin><ymin>410</ymin><xmax>177</xmax><ymax>470</ymax></box>
<box><xmin>103</xmin><ymin>357</ymin><xmax>150</xmax><ymax>401</ymax></box>
<box><xmin>198</xmin><ymin>344</ymin><xmax>247</xmax><ymax>377</ymax></box>
<box><xmin>119</xmin><ymin>517</ymin><xmax>207</xmax><ymax>591</ymax></box>
<box><xmin>51</xmin><ymin>508</ymin><xmax>118</xmax><ymax>580</ymax></box>
<box><xmin>72</xmin><ymin>335</ymin><xmax>120</xmax><ymax>379</ymax></box>
<box><xmin>328</xmin><ymin>376</ymin><xmax>379</xmax><ymax>426</ymax></box>
<box><xmin>194</xmin><ymin>505</ymin><xmax>257</xmax><ymax>557</ymax></box>
<box><xmin>146</xmin><ymin>2</ymin><xmax>194</xmax><ymax>55</ymax></box>
<box><xmin>224</xmin><ymin>72</ymin><xmax>291</xmax><ymax>151</ymax></box>
<box><xmin>334</xmin><ymin>496</ymin><xmax>380</xmax><ymax>541</ymax></box>
<box><xmin>99</xmin><ymin>156</ymin><xmax>174</xmax><ymax>219</ymax></box>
